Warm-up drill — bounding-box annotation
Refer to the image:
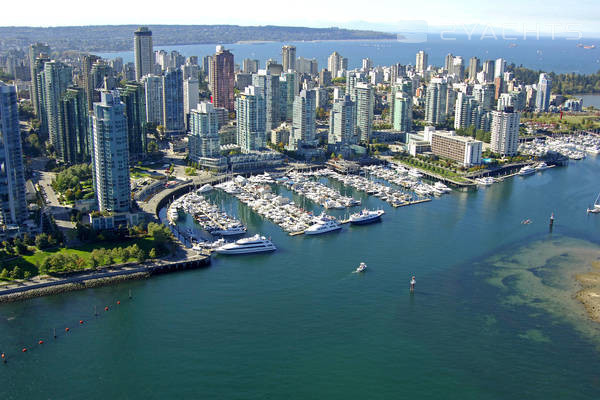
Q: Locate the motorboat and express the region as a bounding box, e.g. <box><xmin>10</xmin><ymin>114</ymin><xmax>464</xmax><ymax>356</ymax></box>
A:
<box><xmin>214</xmin><ymin>235</ymin><xmax>276</xmax><ymax>255</ymax></box>
<box><xmin>197</xmin><ymin>184</ymin><xmax>213</xmax><ymax>193</ymax></box>
<box><xmin>355</xmin><ymin>262</ymin><xmax>367</xmax><ymax>273</ymax></box>
<box><xmin>210</xmin><ymin>225</ymin><xmax>247</xmax><ymax>236</ymax></box>
<box><xmin>587</xmin><ymin>192</ymin><xmax>600</xmax><ymax>214</ymax></box>
<box><xmin>349</xmin><ymin>209</ymin><xmax>385</xmax><ymax>225</ymax></box>
<box><xmin>475</xmin><ymin>177</ymin><xmax>495</xmax><ymax>185</ymax></box>
<box><xmin>535</xmin><ymin>162</ymin><xmax>549</xmax><ymax>171</ymax></box>
<box><xmin>305</xmin><ymin>214</ymin><xmax>342</xmax><ymax>235</ymax></box>
<box><xmin>518</xmin><ymin>165</ymin><xmax>536</xmax><ymax>176</ymax></box>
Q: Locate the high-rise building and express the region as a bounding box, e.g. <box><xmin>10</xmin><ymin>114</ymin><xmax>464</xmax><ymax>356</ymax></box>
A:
<box><xmin>490</xmin><ymin>108</ymin><xmax>520</xmax><ymax>156</ymax></box>
<box><xmin>319</xmin><ymin>69</ymin><xmax>332</xmax><ymax>87</ymax></box>
<box><xmin>327</xmin><ymin>52</ymin><xmax>347</xmax><ymax>78</ymax></box>
<box><xmin>162</xmin><ymin>67</ymin><xmax>185</xmax><ymax>136</ymax></box>
<box><xmin>202</xmin><ymin>55</ymin><xmax>212</xmax><ymax>77</ymax></box>
<box><xmin>473</xmin><ymin>83</ymin><xmax>495</xmax><ymax>110</ymax></box>
<box><xmin>82</xmin><ymin>54</ymin><xmax>101</xmax><ymax>111</ymax></box>
<box><xmin>42</xmin><ymin>61</ymin><xmax>73</xmax><ymax>148</ymax></box>
<box><xmin>0</xmin><ymin>82</ymin><xmax>27</xmax><ymax>227</ymax></box>
<box><xmin>252</xmin><ymin>71</ymin><xmax>280</xmax><ymax>130</ymax></box>
<box><xmin>328</xmin><ymin>95</ymin><xmax>356</xmax><ymax>145</ymax></box>
<box><xmin>416</xmin><ymin>51</ymin><xmax>428</xmax><ymax>74</ymax></box>
<box><xmin>266</xmin><ymin>59</ymin><xmax>284</xmax><ymax>76</ymax></box>
<box><xmin>535</xmin><ymin>73</ymin><xmax>552</xmax><ymax>112</ymax></box>
<box><xmin>281</xmin><ymin>45</ymin><xmax>296</xmax><ymax>72</ymax></box>
<box><xmin>494</xmin><ymin>58</ymin><xmax>506</xmax><ymax>79</ymax></box>
<box><xmin>134</xmin><ymin>27</ymin><xmax>153</xmax><ymax>81</ymax></box>
<box><xmin>242</xmin><ymin>58</ymin><xmax>259</xmax><ymax>74</ymax></box>
<box><xmin>236</xmin><ymin>86</ymin><xmax>266</xmax><ymax>152</ymax></box>
<box><xmin>57</xmin><ymin>87</ymin><xmax>89</xmax><ymax>164</ymax></box>
<box><xmin>431</xmin><ymin>130</ymin><xmax>482</xmax><ymax>167</ymax></box>
<box><xmin>188</xmin><ymin>102</ymin><xmax>222</xmax><ymax>163</ymax></box>
<box><xmin>210</xmin><ymin>46</ymin><xmax>235</xmax><ymax>112</ymax></box>
<box><xmin>89</xmin><ymin>60</ymin><xmax>115</xmax><ymax>107</ymax></box>
<box><xmin>467</xmin><ymin>57</ymin><xmax>480</xmax><ymax>82</ymax></box>
<box><xmin>390</xmin><ymin>78</ymin><xmax>412</xmax><ymax>127</ymax></box>
<box><xmin>31</xmin><ymin>56</ymin><xmax>50</xmax><ymax>139</ymax></box>
<box><xmin>454</xmin><ymin>92</ymin><xmax>480</xmax><ymax>130</ymax></box>
<box><xmin>362</xmin><ymin>58</ymin><xmax>373</xmax><ymax>71</ymax></box>
<box><xmin>296</xmin><ymin>57</ymin><xmax>318</xmax><ymax>75</ymax></box>
<box><xmin>425</xmin><ymin>77</ymin><xmax>448</xmax><ymax>125</ymax></box>
<box><xmin>451</xmin><ymin>57</ymin><xmax>465</xmax><ymax>81</ymax></box>
<box><xmin>444</xmin><ymin>53</ymin><xmax>454</xmax><ymax>71</ymax></box>
<box><xmin>235</xmin><ymin>73</ymin><xmax>253</xmax><ymax>91</ymax></box>
<box><xmin>393</xmin><ymin>92</ymin><xmax>412</xmax><ymax>132</ymax></box>
<box><xmin>482</xmin><ymin>60</ymin><xmax>495</xmax><ymax>83</ymax></box>
<box><xmin>143</xmin><ymin>75</ymin><xmax>163</xmax><ymax>125</ymax></box>
<box><xmin>90</xmin><ymin>91</ymin><xmax>131</xmax><ymax>213</ymax></box>
<box><xmin>280</xmin><ymin>72</ymin><xmax>298</xmax><ymax>122</ymax></box>
<box><xmin>183</xmin><ymin>77</ymin><xmax>200</xmax><ymax>118</ymax></box>
<box><xmin>181</xmin><ymin>62</ymin><xmax>199</xmax><ymax>80</ymax></box>
<box><xmin>28</xmin><ymin>43</ymin><xmax>50</xmax><ymax>117</ymax></box>
<box><xmin>354</xmin><ymin>82</ymin><xmax>374</xmax><ymax>143</ymax></box>
<box><xmin>291</xmin><ymin>89</ymin><xmax>316</xmax><ymax>147</ymax></box>
<box><xmin>120</xmin><ymin>82</ymin><xmax>147</xmax><ymax>158</ymax></box>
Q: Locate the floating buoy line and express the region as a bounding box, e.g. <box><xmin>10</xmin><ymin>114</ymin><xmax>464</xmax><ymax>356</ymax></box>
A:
<box><xmin>1</xmin><ymin>294</ymin><xmax>131</xmax><ymax>365</ymax></box>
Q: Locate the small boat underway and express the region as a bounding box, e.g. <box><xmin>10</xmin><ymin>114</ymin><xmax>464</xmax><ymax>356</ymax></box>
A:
<box><xmin>349</xmin><ymin>209</ymin><xmax>385</xmax><ymax>225</ymax></box>
<box><xmin>305</xmin><ymin>213</ymin><xmax>342</xmax><ymax>235</ymax></box>
<box><xmin>587</xmin><ymin>192</ymin><xmax>600</xmax><ymax>214</ymax></box>
<box><xmin>518</xmin><ymin>165</ymin><xmax>536</xmax><ymax>176</ymax></box>
<box><xmin>355</xmin><ymin>262</ymin><xmax>367</xmax><ymax>273</ymax></box>
<box><xmin>214</xmin><ymin>235</ymin><xmax>276</xmax><ymax>255</ymax></box>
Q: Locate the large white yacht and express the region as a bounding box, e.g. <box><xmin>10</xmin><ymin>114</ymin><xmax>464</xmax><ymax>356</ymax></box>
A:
<box><xmin>214</xmin><ymin>235</ymin><xmax>276</xmax><ymax>255</ymax></box>
<box><xmin>518</xmin><ymin>165</ymin><xmax>536</xmax><ymax>176</ymax></box>
<box><xmin>349</xmin><ymin>209</ymin><xmax>385</xmax><ymax>225</ymax></box>
<box><xmin>305</xmin><ymin>214</ymin><xmax>342</xmax><ymax>235</ymax></box>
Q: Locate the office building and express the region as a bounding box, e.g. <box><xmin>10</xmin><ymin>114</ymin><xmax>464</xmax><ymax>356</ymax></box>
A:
<box><xmin>134</xmin><ymin>27</ymin><xmax>153</xmax><ymax>81</ymax></box>
<box><xmin>491</xmin><ymin>108</ymin><xmax>520</xmax><ymax>156</ymax></box>
<box><xmin>90</xmin><ymin>91</ymin><xmax>131</xmax><ymax>213</ymax></box>
<box><xmin>0</xmin><ymin>83</ymin><xmax>27</xmax><ymax>227</ymax></box>
<box><xmin>281</xmin><ymin>45</ymin><xmax>296</xmax><ymax>72</ymax></box>
<box><xmin>236</xmin><ymin>86</ymin><xmax>266</xmax><ymax>152</ymax></box>
<box><xmin>211</xmin><ymin>46</ymin><xmax>235</xmax><ymax>112</ymax></box>
<box><xmin>162</xmin><ymin>67</ymin><xmax>185</xmax><ymax>136</ymax></box>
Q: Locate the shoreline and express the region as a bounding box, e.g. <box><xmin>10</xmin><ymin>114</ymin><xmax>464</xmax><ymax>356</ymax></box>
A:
<box><xmin>575</xmin><ymin>261</ymin><xmax>600</xmax><ymax>323</ymax></box>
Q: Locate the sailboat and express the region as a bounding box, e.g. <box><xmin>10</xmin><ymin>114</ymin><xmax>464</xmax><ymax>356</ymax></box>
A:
<box><xmin>587</xmin><ymin>192</ymin><xmax>600</xmax><ymax>214</ymax></box>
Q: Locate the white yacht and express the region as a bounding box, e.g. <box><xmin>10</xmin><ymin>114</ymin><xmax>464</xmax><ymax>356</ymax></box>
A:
<box><xmin>475</xmin><ymin>177</ymin><xmax>495</xmax><ymax>185</ymax></box>
<box><xmin>305</xmin><ymin>214</ymin><xmax>342</xmax><ymax>235</ymax></box>
<box><xmin>214</xmin><ymin>235</ymin><xmax>276</xmax><ymax>255</ymax></box>
<box><xmin>349</xmin><ymin>209</ymin><xmax>385</xmax><ymax>225</ymax></box>
<box><xmin>197</xmin><ymin>184</ymin><xmax>213</xmax><ymax>193</ymax></box>
<box><xmin>535</xmin><ymin>162</ymin><xmax>549</xmax><ymax>171</ymax></box>
<box><xmin>518</xmin><ymin>165</ymin><xmax>536</xmax><ymax>176</ymax></box>
<box><xmin>355</xmin><ymin>262</ymin><xmax>367</xmax><ymax>273</ymax></box>
<box><xmin>210</xmin><ymin>225</ymin><xmax>247</xmax><ymax>236</ymax></box>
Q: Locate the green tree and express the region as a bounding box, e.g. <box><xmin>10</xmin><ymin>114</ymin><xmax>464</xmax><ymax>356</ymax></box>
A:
<box><xmin>10</xmin><ymin>266</ymin><xmax>22</xmax><ymax>279</ymax></box>
<box><xmin>149</xmin><ymin>248</ymin><xmax>157</xmax><ymax>259</ymax></box>
<box><xmin>0</xmin><ymin>268</ymin><xmax>8</xmax><ymax>279</ymax></box>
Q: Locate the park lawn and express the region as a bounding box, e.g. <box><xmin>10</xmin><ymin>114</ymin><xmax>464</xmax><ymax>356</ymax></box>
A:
<box><xmin>525</xmin><ymin>114</ymin><xmax>600</xmax><ymax>129</ymax></box>
<box><xmin>22</xmin><ymin>236</ymin><xmax>158</xmax><ymax>269</ymax></box>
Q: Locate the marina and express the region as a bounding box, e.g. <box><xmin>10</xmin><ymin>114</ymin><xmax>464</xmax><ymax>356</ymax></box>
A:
<box><xmin>519</xmin><ymin>133</ymin><xmax>600</xmax><ymax>159</ymax></box>
<box><xmin>279</xmin><ymin>171</ymin><xmax>361</xmax><ymax>209</ymax></box>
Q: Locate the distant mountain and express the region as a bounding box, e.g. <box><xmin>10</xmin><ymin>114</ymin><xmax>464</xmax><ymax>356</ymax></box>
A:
<box><xmin>0</xmin><ymin>25</ymin><xmax>397</xmax><ymax>53</ymax></box>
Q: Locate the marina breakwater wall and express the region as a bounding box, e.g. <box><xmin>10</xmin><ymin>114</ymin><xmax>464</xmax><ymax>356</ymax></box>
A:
<box><xmin>0</xmin><ymin>256</ymin><xmax>210</xmax><ymax>303</ymax></box>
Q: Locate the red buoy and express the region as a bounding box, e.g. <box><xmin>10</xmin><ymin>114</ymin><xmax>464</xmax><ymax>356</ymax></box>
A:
<box><xmin>1</xmin><ymin>353</ymin><xmax>5</xmax><ymax>358</ymax></box>
<box><xmin>117</xmin><ymin>301</ymin><xmax>121</xmax><ymax>305</ymax></box>
<box><xmin>65</xmin><ymin>327</ymin><xmax>70</xmax><ymax>332</ymax></box>
<box><xmin>105</xmin><ymin>306</ymin><xmax>109</xmax><ymax>311</ymax></box>
<box><xmin>38</xmin><ymin>340</ymin><xmax>44</xmax><ymax>345</ymax></box>
<box><xmin>79</xmin><ymin>320</ymin><xmax>84</xmax><ymax>324</ymax></box>
<box><xmin>22</xmin><ymin>348</ymin><xmax>27</xmax><ymax>353</ymax></box>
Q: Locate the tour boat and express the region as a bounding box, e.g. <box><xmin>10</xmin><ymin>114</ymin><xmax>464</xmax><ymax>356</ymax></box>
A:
<box><xmin>214</xmin><ymin>235</ymin><xmax>276</xmax><ymax>255</ymax></box>
<box><xmin>349</xmin><ymin>209</ymin><xmax>385</xmax><ymax>225</ymax></box>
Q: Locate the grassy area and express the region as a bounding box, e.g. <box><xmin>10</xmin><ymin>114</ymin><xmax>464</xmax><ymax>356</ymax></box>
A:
<box><xmin>393</xmin><ymin>157</ymin><xmax>471</xmax><ymax>183</ymax></box>
<box><xmin>523</xmin><ymin>113</ymin><xmax>600</xmax><ymax>130</ymax></box>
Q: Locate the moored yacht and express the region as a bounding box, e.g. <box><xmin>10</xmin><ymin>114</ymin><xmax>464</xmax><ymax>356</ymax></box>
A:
<box><xmin>518</xmin><ymin>165</ymin><xmax>536</xmax><ymax>176</ymax></box>
<box><xmin>210</xmin><ymin>225</ymin><xmax>247</xmax><ymax>236</ymax></box>
<box><xmin>214</xmin><ymin>235</ymin><xmax>276</xmax><ymax>255</ymax></box>
<box><xmin>535</xmin><ymin>162</ymin><xmax>548</xmax><ymax>171</ymax></box>
<box><xmin>349</xmin><ymin>209</ymin><xmax>385</xmax><ymax>225</ymax></box>
<box><xmin>305</xmin><ymin>214</ymin><xmax>342</xmax><ymax>235</ymax></box>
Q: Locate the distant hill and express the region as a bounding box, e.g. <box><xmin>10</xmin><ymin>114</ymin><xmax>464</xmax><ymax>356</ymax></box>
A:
<box><xmin>0</xmin><ymin>25</ymin><xmax>397</xmax><ymax>53</ymax></box>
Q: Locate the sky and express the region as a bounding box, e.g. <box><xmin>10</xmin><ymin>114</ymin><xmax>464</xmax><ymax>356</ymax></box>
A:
<box><xmin>4</xmin><ymin>0</ymin><xmax>600</xmax><ymax>37</ymax></box>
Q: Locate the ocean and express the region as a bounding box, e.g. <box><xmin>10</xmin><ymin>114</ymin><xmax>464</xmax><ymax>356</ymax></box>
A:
<box><xmin>98</xmin><ymin>34</ymin><xmax>600</xmax><ymax>74</ymax></box>
<box><xmin>1</xmin><ymin>156</ymin><xmax>600</xmax><ymax>399</ymax></box>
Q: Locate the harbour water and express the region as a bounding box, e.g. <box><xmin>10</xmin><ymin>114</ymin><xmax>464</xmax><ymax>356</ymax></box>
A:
<box><xmin>1</xmin><ymin>157</ymin><xmax>600</xmax><ymax>398</ymax></box>
<box><xmin>98</xmin><ymin>35</ymin><xmax>600</xmax><ymax>74</ymax></box>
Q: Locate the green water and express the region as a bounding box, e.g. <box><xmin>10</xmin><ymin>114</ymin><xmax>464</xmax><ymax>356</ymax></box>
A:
<box><xmin>2</xmin><ymin>158</ymin><xmax>600</xmax><ymax>399</ymax></box>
